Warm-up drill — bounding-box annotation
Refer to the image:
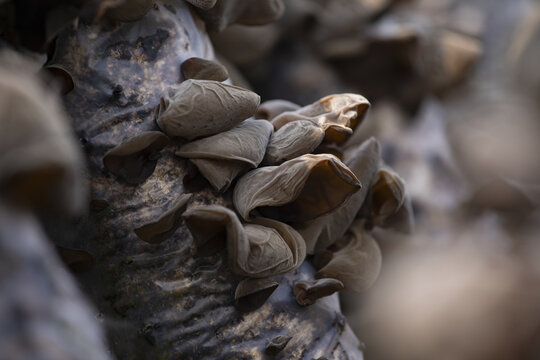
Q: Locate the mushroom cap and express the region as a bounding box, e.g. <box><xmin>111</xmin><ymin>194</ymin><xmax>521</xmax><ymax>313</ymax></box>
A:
<box><xmin>181</xmin><ymin>57</ymin><xmax>229</xmax><ymax>82</ymax></box>
<box><xmin>293</xmin><ymin>278</ymin><xmax>345</xmax><ymax>306</ymax></box>
<box><xmin>156</xmin><ymin>79</ymin><xmax>260</xmax><ymax>140</ymax></box>
<box><xmin>105</xmin><ymin>0</ymin><xmax>154</xmax><ymax>22</ymax></box>
<box><xmin>235</xmin><ymin>277</ymin><xmax>279</xmax><ymax>312</ymax></box>
<box><xmin>255</xmin><ymin>99</ymin><xmax>301</xmax><ymax>120</ymax></box>
<box><xmin>234</xmin><ymin>154</ymin><xmax>361</xmax><ymax>223</ymax></box>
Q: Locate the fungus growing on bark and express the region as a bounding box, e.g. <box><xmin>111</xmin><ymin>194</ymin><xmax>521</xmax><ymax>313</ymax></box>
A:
<box><xmin>176</xmin><ymin>119</ymin><xmax>273</xmax><ymax>192</ymax></box>
<box><xmin>156</xmin><ymin>79</ymin><xmax>260</xmax><ymax>140</ymax></box>
<box><xmin>293</xmin><ymin>278</ymin><xmax>344</xmax><ymax>306</ymax></box>
<box><xmin>235</xmin><ymin>277</ymin><xmax>279</xmax><ymax>312</ymax></box>
<box><xmin>181</xmin><ymin>57</ymin><xmax>229</xmax><ymax>82</ymax></box>
<box><xmin>134</xmin><ymin>194</ymin><xmax>192</xmax><ymax>244</ymax></box>
<box><xmin>103</xmin><ymin>131</ymin><xmax>169</xmax><ymax>185</ymax></box>
<box><xmin>316</xmin><ymin>220</ymin><xmax>382</xmax><ymax>292</ymax></box>
<box><xmin>271</xmin><ymin>93</ymin><xmax>370</xmax><ymax>145</ymax></box>
<box><xmin>265</xmin><ymin>335</ymin><xmax>292</xmax><ymax>355</ymax></box>
<box><xmin>234</xmin><ymin>154</ymin><xmax>361</xmax><ymax>223</ymax></box>
<box><xmin>255</xmin><ymin>99</ymin><xmax>301</xmax><ymax>120</ymax></box>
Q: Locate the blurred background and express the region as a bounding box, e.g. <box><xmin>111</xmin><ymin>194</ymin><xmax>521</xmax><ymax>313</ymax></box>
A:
<box><xmin>212</xmin><ymin>0</ymin><xmax>540</xmax><ymax>359</ymax></box>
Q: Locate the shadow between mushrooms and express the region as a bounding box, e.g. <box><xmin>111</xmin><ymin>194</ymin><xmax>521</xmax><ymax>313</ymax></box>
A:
<box><xmin>271</xmin><ymin>93</ymin><xmax>370</xmax><ymax>145</ymax></box>
<box><xmin>182</xmin><ymin>205</ymin><xmax>306</xmax><ymax>277</ymax></box>
<box><xmin>176</xmin><ymin>119</ymin><xmax>273</xmax><ymax>192</ymax></box>
<box><xmin>233</xmin><ymin>154</ymin><xmax>361</xmax><ymax>223</ymax></box>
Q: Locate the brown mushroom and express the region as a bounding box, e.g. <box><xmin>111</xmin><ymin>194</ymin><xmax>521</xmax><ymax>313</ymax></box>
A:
<box><xmin>105</xmin><ymin>0</ymin><xmax>154</xmax><ymax>22</ymax></box>
<box><xmin>262</xmin><ymin>120</ymin><xmax>325</xmax><ymax>165</ymax></box>
<box><xmin>103</xmin><ymin>131</ymin><xmax>169</xmax><ymax>185</ymax></box>
<box><xmin>176</xmin><ymin>119</ymin><xmax>273</xmax><ymax>192</ymax></box>
<box><xmin>156</xmin><ymin>79</ymin><xmax>260</xmax><ymax>140</ymax></box>
<box><xmin>185</xmin><ymin>0</ymin><xmax>218</xmax><ymax>10</ymax></box>
<box><xmin>316</xmin><ymin>220</ymin><xmax>382</xmax><ymax>292</ymax></box>
<box><xmin>293</xmin><ymin>278</ymin><xmax>344</xmax><ymax>306</ymax></box>
<box><xmin>265</xmin><ymin>335</ymin><xmax>292</xmax><ymax>355</ymax></box>
<box><xmin>255</xmin><ymin>99</ymin><xmax>301</xmax><ymax>120</ymax></box>
<box><xmin>181</xmin><ymin>57</ymin><xmax>229</xmax><ymax>82</ymax></box>
<box><xmin>56</xmin><ymin>246</ymin><xmax>94</xmax><ymax>273</ymax></box>
<box><xmin>271</xmin><ymin>93</ymin><xmax>370</xmax><ymax>145</ymax></box>
<box><xmin>235</xmin><ymin>277</ymin><xmax>279</xmax><ymax>312</ymax></box>
<box><xmin>298</xmin><ymin>138</ymin><xmax>380</xmax><ymax>254</ymax></box>
<box><xmin>134</xmin><ymin>193</ymin><xmax>192</xmax><ymax>244</ymax></box>
<box><xmin>233</xmin><ymin>154</ymin><xmax>361</xmax><ymax>223</ymax></box>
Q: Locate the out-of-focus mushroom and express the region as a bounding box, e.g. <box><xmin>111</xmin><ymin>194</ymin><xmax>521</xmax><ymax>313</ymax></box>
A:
<box><xmin>255</xmin><ymin>99</ymin><xmax>301</xmax><ymax>120</ymax></box>
<box><xmin>176</xmin><ymin>119</ymin><xmax>273</xmax><ymax>192</ymax></box>
<box><xmin>262</xmin><ymin>120</ymin><xmax>325</xmax><ymax>165</ymax></box>
<box><xmin>183</xmin><ymin>205</ymin><xmax>306</xmax><ymax>277</ymax></box>
<box><xmin>0</xmin><ymin>50</ymin><xmax>85</xmax><ymax>214</ymax></box>
<box><xmin>105</xmin><ymin>0</ymin><xmax>154</xmax><ymax>22</ymax></box>
<box><xmin>317</xmin><ymin>220</ymin><xmax>382</xmax><ymax>292</ymax></box>
<box><xmin>235</xmin><ymin>277</ymin><xmax>279</xmax><ymax>312</ymax></box>
<box><xmin>233</xmin><ymin>154</ymin><xmax>361</xmax><ymax>223</ymax></box>
<box><xmin>181</xmin><ymin>57</ymin><xmax>229</xmax><ymax>82</ymax></box>
<box><xmin>299</xmin><ymin>138</ymin><xmax>380</xmax><ymax>254</ymax></box>
<box><xmin>156</xmin><ymin>79</ymin><xmax>260</xmax><ymax>140</ymax></box>
<box><xmin>293</xmin><ymin>278</ymin><xmax>344</xmax><ymax>306</ymax></box>
<box><xmin>55</xmin><ymin>246</ymin><xmax>94</xmax><ymax>273</ymax></box>
<box><xmin>185</xmin><ymin>0</ymin><xmax>218</xmax><ymax>10</ymax></box>
<box><xmin>103</xmin><ymin>131</ymin><xmax>169</xmax><ymax>185</ymax></box>
<box><xmin>265</xmin><ymin>335</ymin><xmax>292</xmax><ymax>355</ymax></box>
<box><xmin>271</xmin><ymin>94</ymin><xmax>370</xmax><ymax>145</ymax></box>
<box><xmin>134</xmin><ymin>193</ymin><xmax>192</xmax><ymax>244</ymax></box>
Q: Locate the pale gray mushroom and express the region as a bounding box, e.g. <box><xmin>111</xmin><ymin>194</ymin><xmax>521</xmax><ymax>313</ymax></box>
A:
<box><xmin>105</xmin><ymin>0</ymin><xmax>154</xmax><ymax>22</ymax></box>
<box><xmin>233</xmin><ymin>154</ymin><xmax>361</xmax><ymax>223</ymax></box>
<box><xmin>0</xmin><ymin>50</ymin><xmax>85</xmax><ymax>214</ymax></box>
<box><xmin>298</xmin><ymin>138</ymin><xmax>381</xmax><ymax>254</ymax></box>
<box><xmin>182</xmin><ymin>205</ymin><xmax>306</xmax><ymax>277</ymax></box>
<box><xmin>262</xmin><ymin>120</ymin><xmax>325</xmax><ymax>166</ymax></box>
<box><xmin>255</xmin><ymin>99</ymin><xmax>301</xmax><ymax>120</ymax></box>
<box><xmin>176</xmin><ymin>119</ymin><xmax>273</xmax><ymax>192</ymax></box>
<box><xmin>181</xmin><ymin>57</ymin><xmax>229</xmax><ymax>82</ymax></box>
<box><xmin>271</xmin><ymin>93</ymin><xmax>370</xmax><ymax>145</ymax></box>
<box><xmin>156</xmin><ymin>79</ymin><xmax>260</xmax><ymax>140</ymax></box>
<box><xmin>316</xmin><ymin>220</ymin><xmax>382</xmax><ymax>292</ymax></box>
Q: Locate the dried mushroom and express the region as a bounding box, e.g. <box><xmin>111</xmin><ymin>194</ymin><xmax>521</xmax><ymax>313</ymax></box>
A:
<box><xmin>176</xmin><ymin>119</ymin><xmax>273</xmax><ymax>192</ymax></box>
<box><xmin>156</xmin><ymin>79</ymin><xmax>260</xmax><ymax>140</ymax></box>
<box><xmin>265</xmin><ymin>335</ymin><xmax>292</xmax><ymax>355</ymax></box>
<box><xmin>233</xmin><ymin>154</ymin><xmax>361</xmax><ymax>223</ymax></box>
<box><xmin>183</xmin><ymin>205</ymin><xmax>306</xmax><ymax>277</ymax></box>
<box><xmin>105</xmin><ymin>0</ymin><xmax>154</xmax><ymax>22</ymax></box>
<box><xmin>299</xmin><ymin>138</ymin><xmax>381</xmax><ymax>254</ymax></box>
<box><xmin>235</xmin><ymin>277</ymin><xmax>279</xmax><ymax>312</ymax></box>
<box><xmin>271</xmin><ymin>94</ymin><xmax>370</xmax><ymax>145</ymax></box>
<box><xmin>195</xmin><ymin>0</ymin><xmax>285</xmax><ymax>31</ymax></box>
<box><xmin>103</xmin><ymin>131</ymin><xmax>169</xmax><ymax>185</ymax></box>
<box><xmin>293</xmin><ymin>278</ymin><xmax>344</xmax><ymax>306</ymax></box>
<box><xmin>134</xmin><ymin>194</ymin><xmax>192</xmax><ymax>244</ymax></box>
<box><xmin>181</xmin><ymin>57</ymin><xmax>229</xmax><ymax>82</ymax></box>
<box><xmin>0</xmin><ymin>50</ymin><xmax>84</xmax><ymax>214</ymax></box>
<box><xmin>317</xmin><ymin>220</ymin><xmax>382</xmax><ymax>292</ymax></box>
<box><xmin>262</xmin><ymin>120</ymin><xmax>325</xmax><ymax>165</ymax></box>
<box><xmin>185</xmin><ymin>0</ymin><xmax>218</xmax><ymax>10</ymax></box>
<box><xmin>255</xmin><ymin>99</ymin><xmax>301</xmax><ymax>120</ymax></box>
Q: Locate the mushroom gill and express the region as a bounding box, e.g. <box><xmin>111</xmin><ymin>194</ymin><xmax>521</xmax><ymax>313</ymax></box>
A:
<box><xmin>271</xmin><ymin>93</ymin><xmax>370</xmax><ymax>145</ymax></box>
<box><xmin>298</xmin><ymin>138</ymin><xmax>381</xmax><ymax>254</ymax></box>
<box><xmin>182</xmin><ymin>205</ymin><xmax>306</xmax><ymax>277</ymax></box>
<box><xmin>181</xmin><ymin>57</ymin><xmax>229</xmax><ymax>82</ymax></box>
<box><xmin>156</xmin><ymin>79</ymin><xmax>260</xmax><ymax>140</ymax></box>
<box><xmin>176</xmin><ymin>119</ymin><xmax>273</xmax><ymax>192</ymax></box>
<box><xmin>233</xmin><ymin>154</ymin><xmax>361</xmax><ymax>223</ymax></box>
<box><xmin>316</xmin><ymin>220</ymin><xmax>382</xmax><ymax>292</ymax></box>
<box><xmin>103</xmin><ymin>131</ymin><xmax>169</xmax><ymax>185</ymax></box>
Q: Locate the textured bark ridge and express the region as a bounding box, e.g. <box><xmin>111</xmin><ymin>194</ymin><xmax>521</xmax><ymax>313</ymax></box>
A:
<box><xmin>51</xmin><ymin>1</ymin><xmax>363</xmax><ymax>359</ymax></box>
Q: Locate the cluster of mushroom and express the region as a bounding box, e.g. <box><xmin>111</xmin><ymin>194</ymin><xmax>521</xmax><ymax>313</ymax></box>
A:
<box><xmin>106</xmin><ymin>55</ymin><xmax>412</xmax><ymax>311</ymax></box>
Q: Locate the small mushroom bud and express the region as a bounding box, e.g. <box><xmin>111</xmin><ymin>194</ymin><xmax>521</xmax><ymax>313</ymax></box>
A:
<box><xmin>177</xmin><ymin>119</ymin><xmax>273</xmax><ymax>192</ymax></box>
<box><xmin>265</xmin><ymin>335</ymin><xmax>292</xmax><ymax>355</ymax></box>
<box><xmin>134</xmin><ymin>193</ymin><xmax>192</xmax><ymax>244</ymax></box>
<box><xmin>181</xmin><ymin>57</ymin><xmax>229</xmax><ymax>82</ymax></box>
<box><xmin>156</xmin><ymin>79</ymin><xmax>260</xmax><ymax>140</ymax></box>
<box><xmin>271</xmin><ymin>93</ymin><xmax>370</xmax><ymax>145</ymax></box>
<box><xmin>105</xmin><ymin>0</ymin><xmax>154</xmax><ymax>22</ymax></box>
<box><xmin>293</xmin><ymin>278</ymin><xmax>344</xmax><ymax>306</ymax></box>
<box><xmin>235</xmin><ymin>277</ymin><xmax>279</xmax><ymax>312</ymax></box>
<box><xmin>369</xmin><ymin>166</ymin><xmax>407</xmax><ymax>226</ymax></box>
<box><xmin>103</xmin><ymin>131</ymin><xmax>169</xmax><ymax>185</ymax></box>
<box><xmin>262</xmin><ymin>120</ymin><xmax>325</xmax><ymax>166</ymax></box>
<box><xmin>317</xmin><ymin>221</ymin><xmax>382</xmax><ymax>292</ymax></box>
<box><xmin>255</xmin><ymin>99</ymin><xmax>301</xmax><ymax>120</ymax></box>
<box><xmin>56</xmin><ymin>246</ymin><xmax>94</xmax><ymax>273</ymax></box>
<box><xmin>234</xmin><ymin>154</ymin><xmax>361</xmax><ymax>223</ymax></box>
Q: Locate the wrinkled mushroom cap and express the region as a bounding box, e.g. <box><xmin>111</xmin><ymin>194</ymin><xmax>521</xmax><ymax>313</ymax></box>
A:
<box><xmin>181</xmin><ymin>57</ymin><xmax>229</xmax><ymax>82</ymax></box>
<box><xmin>156</xmin><ymin>79</ymin><xmax>260</xmax><ymax>140</ymax></box>
<box><xmin>233</xmin><ymin>154</ymin><xmax>361</xmax><ymax>223</ymax></box>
